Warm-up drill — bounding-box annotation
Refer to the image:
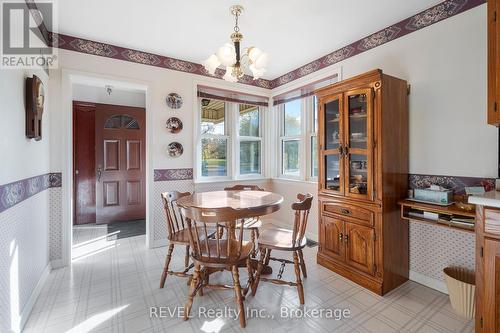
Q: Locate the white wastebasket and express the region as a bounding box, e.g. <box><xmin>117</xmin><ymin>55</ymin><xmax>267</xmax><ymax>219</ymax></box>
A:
<box><xmin>443</xmin><ymin>267</ymin><xmax>475</xmax><ymax>318</ymax></box>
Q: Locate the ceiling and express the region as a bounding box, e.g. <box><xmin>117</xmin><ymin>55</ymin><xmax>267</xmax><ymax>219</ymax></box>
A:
<box><xmin>53</xmin><ymin>0</ymin><xmax>443</xmax><ymax>79</ymax></box>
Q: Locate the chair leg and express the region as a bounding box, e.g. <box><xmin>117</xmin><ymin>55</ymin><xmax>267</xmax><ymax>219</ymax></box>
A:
<box><xmin>184</xmin><ymin>245</ymin><xmax>190</xmax><ymax>268</ymax></box>
<box><xmin>245</xmin><ymin>257</ymin><xmax>254</xmax><ymax>296</ymax></box>
<box><xmin>160</xmin><ymin>243</ymin><xmax>174</xmax><ymax>288</ymax></box>
<box><xmin>217</xmin><ymin>225</ymin><xmax>224</xmax><ymax>238</ymax></box>
<box><xmin>264</xmin><ymin>248</ymin><xmax>272</xmax><ymax>266</ymax></box>
<box><xmin>252</xmin><ymin>247</ymin><xmax>266</xmax><ymax>296</ymax></box>
<box><xmin>184</xmin><ymin>263</ymin><xmax>201</xmax><ymax>321</ymax></box>
<box><xmin>250</xmin><ymin>229</ymin><xmax>256</xmax><ymax>258</ymax></box>
<box><xmin>231</xmin><ymin>265</ymin><xmax>246</xmax><ymax>328</ymax></box>
<box><xmin>293</xmin><ymin>251</ymin><xmax>305</xmax><ymax>305</ymax></box>
<box><xmin>298</xmin><ymin>249</ymin><xmax>307</xmax><ymax>278</ymax></box>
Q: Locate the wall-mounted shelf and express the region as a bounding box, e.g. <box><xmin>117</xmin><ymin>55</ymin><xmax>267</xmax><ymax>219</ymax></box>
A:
<box><xmin>398</xmin><ymin>199</ymin><xmax>476</xmax><ymax>233</ymax></box>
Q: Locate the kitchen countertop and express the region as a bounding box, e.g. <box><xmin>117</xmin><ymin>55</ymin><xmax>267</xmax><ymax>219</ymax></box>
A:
<box><xmin>469</xmin><ymin>190</ymin><xmax>500</xmax><ymax>208</ymax></box>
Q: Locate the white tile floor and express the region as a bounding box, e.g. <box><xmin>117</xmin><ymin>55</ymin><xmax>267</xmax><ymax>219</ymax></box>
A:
<box><xmin>23</xmin><ymin>227</ymin><xmax>474</xmax><ymax>333</ymax></box>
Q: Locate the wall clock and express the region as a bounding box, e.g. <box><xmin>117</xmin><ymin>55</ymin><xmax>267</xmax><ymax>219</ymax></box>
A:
<box><xmin>25</xmin><ymin>75</ymin><xmax>45</xmax><ymax>141</ymax></box>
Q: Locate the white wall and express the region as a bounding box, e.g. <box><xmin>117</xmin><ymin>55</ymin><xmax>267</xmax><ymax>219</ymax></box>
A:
<box><xmin>0</xmin><ymin>70</ymin><xmax>51</xmax><ymax>184</ymax></box>
<box><xmin>0</xmin><ymin>68</ymin><xmax>51</xmax><ymax>333</ymax></box>
<box><xmin>72</xmin><ymin>83</ymin><xmax>146</xmax><ymax>108</ymax></box>
<box><xmin>338</xmin><ymin>5</ymin><xmax>495</xmax><ymax>178</ymax></box>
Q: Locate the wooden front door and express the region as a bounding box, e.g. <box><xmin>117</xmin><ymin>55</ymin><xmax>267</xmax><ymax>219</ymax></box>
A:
<box><xmin>73</xmin><ymin>102</ymin><xmax>96</xmax><ymax>225</ymax></box>
<box><xmin>344</xmin><ymin>222</ymin><xmax>375</xmax><ymax>275</ymax></box>
<box><xmin>95</xmin><ymin>104</ymin><xmax>146</xmax><ymax>224</ymax></box>
<box><xmin>320</xmin><ymin>216</ymin><xmax>345</xmax><ymax>261</ymax></box>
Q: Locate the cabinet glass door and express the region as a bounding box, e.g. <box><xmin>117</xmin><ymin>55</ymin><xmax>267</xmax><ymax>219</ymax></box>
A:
<box><xmin>320</xmin><ymin>95</ymin><xmax>344</xmax><ymax>195</ymax></box>
<box><xmin>344</xmin><ymin>89</ymin><xmax>373</xmax><ymax>200</ymax></box>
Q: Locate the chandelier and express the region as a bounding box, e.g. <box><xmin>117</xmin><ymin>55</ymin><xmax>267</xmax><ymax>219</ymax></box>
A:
<box><xmin>202</xmin><ymin>5</ymin><xmax>269</xmax><ymax>82</ymax></box>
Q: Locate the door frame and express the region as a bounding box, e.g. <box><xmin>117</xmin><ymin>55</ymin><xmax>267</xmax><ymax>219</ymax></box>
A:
<box><xmin>59</xmin><ymin>69</ymin><xmax>153</xmax><ymax>268</ymax></box>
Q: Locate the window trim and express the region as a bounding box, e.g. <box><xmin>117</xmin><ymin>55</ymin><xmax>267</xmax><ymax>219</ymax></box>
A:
<box><xmin>235</xmin><ymin>104</ymin><xmax>263</xmax><ymax>179</ymax></box>
<box><xmin>307</xmin><ymin>96</ymin><xmax>318</xmax><ymax>181</ymax></box>
<box><xmin>277</xmin><ymin>96</ymin><xmax>318</xmax><ymax>181</ymax></box>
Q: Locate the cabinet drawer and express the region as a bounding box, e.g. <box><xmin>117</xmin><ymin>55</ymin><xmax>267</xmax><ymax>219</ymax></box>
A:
<box><xmin>485</xmin><ymin>208</ymin><xmax>500</xmax><ymax>235</ymax></box>
<box><xmin>323</xmin><ymin>202</ymin><xmax>374</xmax><ymax>226</ymax></box>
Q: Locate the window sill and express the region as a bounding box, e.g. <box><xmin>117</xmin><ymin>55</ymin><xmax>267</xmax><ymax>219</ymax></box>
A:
<box><xmin>272</xmin><ymin>177</ymin><xmax>318</xmax><ymax>186</ymax></box>
<box><xmin>194</xmin><ymin>177</ymin><xmax>269</xmax><ymax>184</ymax></box>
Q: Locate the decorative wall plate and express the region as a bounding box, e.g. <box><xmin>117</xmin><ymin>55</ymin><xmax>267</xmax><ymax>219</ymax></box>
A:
<box><xmin>166</xmin><ymin>93</ymin><xmax>183</xmax><ymax>109</ymax></box>
<box><xmin>167</xmin><ymin>142</ymin><xmax>183</xmax><ymax>157</ymax></box>
<box><xmin>165</xmin><ymin>117</ymin><xmax>183</xmax><ymax>133</ymax></box>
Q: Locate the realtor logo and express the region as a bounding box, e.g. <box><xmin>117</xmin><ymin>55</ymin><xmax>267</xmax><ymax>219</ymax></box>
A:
<box><xmin>1</xmin><ymin>1</ymin><xmax>57</xmax><ymax>69</ymax></box>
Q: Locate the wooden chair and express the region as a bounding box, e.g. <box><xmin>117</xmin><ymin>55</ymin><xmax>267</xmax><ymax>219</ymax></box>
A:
<box><xmin>224</xmin><ymin>184</ymin><xmax>264</xmax><ymax>257</ymax></box>
<box><xmin>180</xmin><ymin>205</ymin><xmax>255</xmax><ymax>328</ymax></box>
<box><xmin>252</xmin><ymin>193</ymin><xmax>313</xmax><ymax>304</ymax></box>
<box><xmin>159</xmin><ymin>191</ymin><xmax>197</xmax><ymax>288</ymax></box>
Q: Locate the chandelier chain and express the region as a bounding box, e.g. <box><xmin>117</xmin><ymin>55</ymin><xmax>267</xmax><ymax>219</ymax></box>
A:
<box><xmin>234</xmin><ymin>12</ymin><xmax>240</xmax><ymax>32</ymax></box>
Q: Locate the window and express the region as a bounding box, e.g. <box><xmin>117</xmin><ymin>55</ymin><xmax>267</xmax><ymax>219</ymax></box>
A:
<box><xmin>280</xmin><ymin>99</ymin><xmax>302</xmax><ymax>177</ymax></box>
<box><xmin>197</xmin><ymin>97</ymin><xmax>265</xmax><ymax>181</ymax></box>
<box><xmin>239</xmin><ymin>104</ymin><xmax>261</xmax><ymax>175</ymax></box>
<box><xmin>278</xmin><ymin>96</ymin><xmax>318</xmax><ymax>180</ymax></box>
<box><xmin>200</xmin><ymin>100</ymin><xmax>228</xmax><ymax>177</ymax></box>
<box><xmin>104</xmin><ymin>114</ymin><xmax>139</xmax><ymax>129</ymax></box>
<box><xmin>310</xmin><ymin>96</ymin><xmax>318</xmax><ymax>178</ymax></box>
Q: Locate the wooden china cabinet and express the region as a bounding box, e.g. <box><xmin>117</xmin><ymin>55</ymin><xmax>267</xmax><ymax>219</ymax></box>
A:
<box><xmin>315</xmin><ymin>69</ymin><xmax>409</xmax><ymax>295</ymax></box>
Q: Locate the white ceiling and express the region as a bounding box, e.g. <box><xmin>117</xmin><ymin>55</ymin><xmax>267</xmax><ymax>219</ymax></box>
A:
<box><xmin>54</xmin><ymin>0</ymin><xmax>443</xmax><ymax>79</ymax></box>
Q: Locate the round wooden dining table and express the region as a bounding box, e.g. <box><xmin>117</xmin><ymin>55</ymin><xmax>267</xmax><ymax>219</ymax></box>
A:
<box><xmin>177</xmin><ymin>190</ymin><xmax>284</xmax><ymax>274</ymax></box>
<box><xmin>176</xmin><ymin>190</ymin><xmax>283</xmax><ymax>215</ymax></box>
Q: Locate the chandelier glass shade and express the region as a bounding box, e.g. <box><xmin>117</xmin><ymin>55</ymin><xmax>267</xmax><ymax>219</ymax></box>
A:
<box><xmin>202</xmin><ymin>5</ymin><xmax>269</xmax><ymax>82</ymax></box>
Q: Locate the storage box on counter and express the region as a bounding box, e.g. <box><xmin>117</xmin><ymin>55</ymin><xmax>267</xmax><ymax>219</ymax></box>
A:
<box><xmin>414</xmin><ymin>187</ymin><xmax>453</xmax><ymax>205</ymax></box>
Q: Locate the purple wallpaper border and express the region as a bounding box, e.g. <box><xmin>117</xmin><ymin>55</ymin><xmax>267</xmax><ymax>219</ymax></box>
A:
<box><xmin>269</xmin><ymin>0</ymin><xmax>485</xmax><ymax>88</ymax></box>
<box><xmin>409</xmin><ymin>174</ymin><xmax>495</xmax><ymax>195</ymax></box>
<box><xmin>48</xmin><ymin>33</ymin><xmax>273</xmax><ymax>89</ymax></box>
<box><xmin>0</xmin><ymin>173</ymin><xmax>62</xmax><ymax>214</ymax></box>
<box><xmin>154</xmin><ymin>168</ymin><xmax>193</xmax><ymax>182</ymax></box>
<box><xmin>1</xmin><ymin>171</ymin><xmax>494</xmax><ymax>211</ymax></box>
<box><xmin>27</xmin><ymin>0</ymin><xmax>484</xmax><ymax>90</ymax></box>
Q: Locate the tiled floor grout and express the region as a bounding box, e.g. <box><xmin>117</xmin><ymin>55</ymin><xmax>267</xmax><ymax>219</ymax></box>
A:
<box><xmin>23</xmin><ymin>227</ymin><xmax>474</xmax><ymax>333</ymax></box>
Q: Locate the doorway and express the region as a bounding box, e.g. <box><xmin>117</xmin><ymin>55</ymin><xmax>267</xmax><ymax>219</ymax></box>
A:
<box><xmin>73</xmin><ymin>101</ymin><xmax>146</xmax><ymax>234</ymax></box>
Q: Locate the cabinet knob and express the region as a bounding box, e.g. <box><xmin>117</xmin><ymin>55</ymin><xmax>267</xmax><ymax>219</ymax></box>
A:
<box><xmin>339</xmin><ymin>232</ymin><xmax>343</xmax><ymax>242</ymax></box>
<box><xmin>341</xmin><ymin>208</ymin><xmax>351</xmax><ymax>215</ymax></box>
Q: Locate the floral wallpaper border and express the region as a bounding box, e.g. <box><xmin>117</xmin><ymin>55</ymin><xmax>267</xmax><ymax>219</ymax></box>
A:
<box><xmin>0</xmin><ymin>173</ymin><xmax>62</xmax><ymax>213</ymax></box>
<box><xmin>27</xmin><ymin>0</ymin><xmax>484</xmax><ymax>90</ymax></box>
<box><xmin>154</xmin><ymin>168</ymin><xmax>193</xmax><ymax>182</ymax></box>
<box><xmin>270</xmin><ymin>0</ymin><xmax>485</xmax><ymax>88</ymax></box>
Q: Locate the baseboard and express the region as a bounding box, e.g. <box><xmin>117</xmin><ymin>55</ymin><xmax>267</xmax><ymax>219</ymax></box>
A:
<box><xmin>50</xmin><ymin>258</ymin><xmax>65</xmax><ymax>269</ymax></box>
<box><xmin>263</xmin><ymin>218</ymin><xmax>319</xmax><ymax>242</ymax></box>
<box><xmin>19</xmin><ymin>262</ymin><xmax>52</xmax><ymax>332</ymax></box>
<box><xmin>409</xmin><ymin>270</ymin><xmax>448</xmax><ymax>294</ymax></box>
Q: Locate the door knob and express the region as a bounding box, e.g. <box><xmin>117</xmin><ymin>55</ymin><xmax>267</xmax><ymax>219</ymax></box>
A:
<box><xmin>97</xmin><ymin>167</ymin><xmax>102</xmax><ymax>182</ymax></box>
